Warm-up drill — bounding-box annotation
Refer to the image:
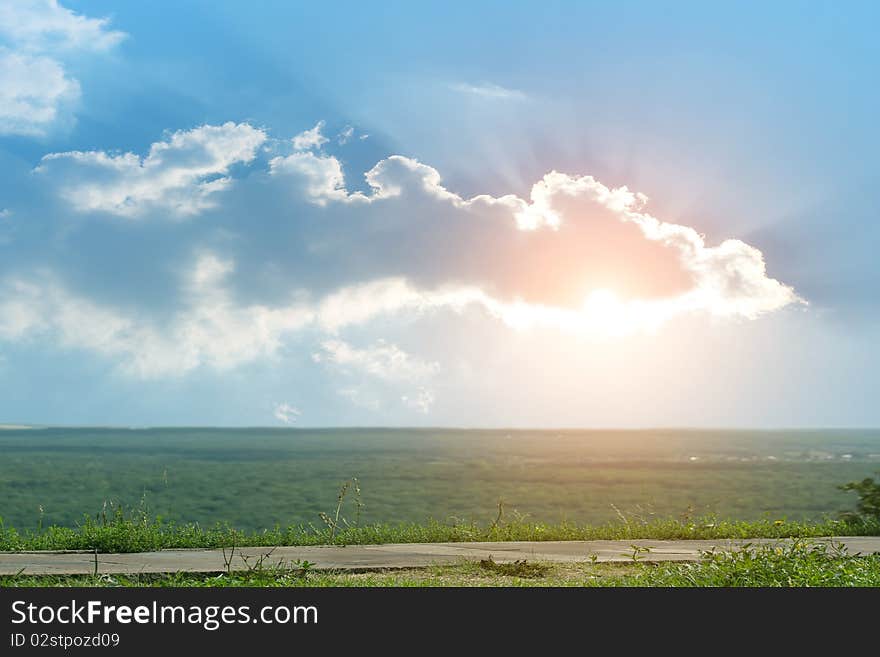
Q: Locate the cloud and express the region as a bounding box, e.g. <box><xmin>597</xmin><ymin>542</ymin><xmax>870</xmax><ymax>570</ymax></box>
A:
<box><xmin>268</xmin><ymin>152</ymin><xmax>451</xmax><ymax>206</ymax></box>
<box><xmin>273</xmin><ymin>402</ymin><xmax>301</xmax><ymax>424</ymax></box>
<box><xmin>336</xmin><ymin>126</ymin><xmax>354</xmax><ymax>145</ymax></box>
<box><xmin>313</xmin><ymin>339</ymin><xmax>440</xmax><ymax>414</ymax></box>
<box><xmin>0</xmin><ymin>254</ymin><xmax>451</xmax><ymax>379</ymax></box>
<box><xmin>268</xmin><ymin>150</ymin><xmax>355</xmax><ymax>206</ymax></box>
<box><xmin>0</xmin><ymin>253</ymin><xmax>314</xmax><ymax>377</ymax></box>
<box><xmin>36</xmin><ymin>122</ymin><xmax>267</xmax><ymax>217</ymax></box>
<box><xmin>0</xmin><ymin>253</ymin><xmax>460</xmax><ymax>420</ymax></box>
<box><xmin>268</xmin><ymin>122</ymin><xmax>371</xmax><ymax>205</ymax></box>
<box><xmin>291</xmin><ymin>120</ymin><xmax>328</xmax><ymax>151</ymax></box>
<box><xmin>313</xmin><ymin>339</ymin><xmax>439</xmax><ymax>381</ymax></box>
<box><xmin>0</xmin><ymin>1</ymin><xmax>124</xmax><ymax>136</ymax></box>
<box><xmin>401</xmin><ymin>388</ymin><xmax>435</xmax><ymax>414</ymax></box>
<box><xmin>11</xmin><ymin>119</ymin><xmax>804</xmax><ymax>383</ymax></box>
<box><xmin>312</xmin><ymin>278</ymin><xmax>480</xmax><ymax>333</ymax></box>
<box><xmin>265</xmin><ymin>146</ymin><xmax>803</xmax><ymax>331</ymax></box>
<box><xmin>312</xmin><ymin>339</ymin><xmax>440</xmax><ymax>414</ymax></box>
<box><xmin>0</xmin><ymin>49</ymin><xmax>80</xmax><ymax>136</ymax></box>
<box><xmin>337</xmin><ymin>387</ymin><xmax>380</xmax><ymax>411</ymax></box>
<box><xmin>0</xmin><ymin>0</ymin><xmax>125</xmax><ymax>52</ymax></box>
<box><xmin>450</xmin><ymin>82</ymin><xmax>527</xmax><ymax>101</ymax></box>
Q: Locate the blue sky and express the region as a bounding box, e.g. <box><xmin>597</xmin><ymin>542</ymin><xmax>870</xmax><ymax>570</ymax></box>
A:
<box><xmin>0</xmin><ymin>1</ymin><xmax>878</xmax><ymax>427</ymax></box>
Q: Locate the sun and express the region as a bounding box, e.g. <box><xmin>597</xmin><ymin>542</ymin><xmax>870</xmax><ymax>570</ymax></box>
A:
<box><xmin>582</xmin><ymin>288</ymin><xmax>630</xmax><ymax>336</ymax></box>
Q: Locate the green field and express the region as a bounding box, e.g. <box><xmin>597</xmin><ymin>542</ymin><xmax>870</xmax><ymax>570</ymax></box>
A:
<box><xmin>2</xmin><ymin>427</ymin><xmax>878</xmax><ymax>532</ymax></box>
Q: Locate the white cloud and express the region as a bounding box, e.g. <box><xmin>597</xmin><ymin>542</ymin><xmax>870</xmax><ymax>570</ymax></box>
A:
<box><xmin>0</xmin><ymin>254</ymin><xmax>314</xmax><ymax>377</ymax></box>
<box><xmin>273</xmin><ymin>402</ymin><xmax>301</xmax><ymax>424</ymax></box>
<box><xmin>0</xmin><ymin>50</ymin><xmax>80</xmax><ymax>136</ymax></box>
<box><xmin>314</xmin><ymin>339</ymin><xmax>439</xmax><ymax>414</ymax></box>
<box><xmin>291</xmin><ymin>120</ymin><xmax>328</xmax><ymax>151</ymax></box>
<box><xmin>36</xmin><ymin>122</ymin><xmax>267</xmax><ymax>217</ymax></box>
<box><xmin>269</xmin><ymin>152</ymin><xmax>453</xmax><ymax>206</ymax></box>
<box><xmin>402</xmin><ymin>388</ymin><xmax>435</xmax><ymax>414</ymax></box>
<box><xmin>269</xmin><ymin>150</ymin><xmax>356</xmax><ymax>206</ymax></box>
<box><xmin>268</xmin><ymin>144</ymin><xmax>802</xmax><ymax>332</ymax></box>
<box><xmin>0</xmin><ymin>244</ymin><xmax>801</xmax><ymax>381</ymax></box>
<box><xmin>450</xmin><ymin>82</ymin><xmax>527</xmax><ymax>101</ymax></box>
<box><xmin>0</xmin><ymin>254</ymin><xmax>462</xmax><ymax>392</ymax></box>
<box><xmin>0</xmin><ymin>255</ymin><xmax>458</xmax><ymax>379</ymax></box>
<box><xmin>13</xmin><ymin>119</ymin><xmax>805</xmax><ymax>383</ymax></box>
<box><xmin>337</xmin><ymin>387</ymin><xmax>380</xmax><ymax>411</ymax></box>
<box><xmin>0</xmin><ymin>1</ymin><xmax>124</xmax><ymax>136</ymax></box>
<box><xmin>314</xmin><ymin>339</ymin><xmax>439</xmax><ymax>381</ymax></box>
<box><xmin>336</xmin><ymin>125</ymin><xmax>354</xmax><ymax>145</ymax></box>
<box><xmin>0</xmin><ymin>0</ymin><xmax>125</xmax><ymax>52</ymax></box>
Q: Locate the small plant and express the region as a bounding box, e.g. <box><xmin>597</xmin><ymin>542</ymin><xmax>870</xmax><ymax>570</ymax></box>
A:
<box><xmin>221</xmin><ymin>544</ymin><xmax>235</xmax><ymax>575</ymax></box>
<box><xmin>839</xmin><ymin>473</ymin><xmax>880</xmax><ymax>521</ymax></box>
<box><xmin>318</xmin><ymin>477</ymin><xmax>363</xmax><ymax>542</ymax></box>
<box><xmin>289</xmin><ymin>559</ymin><xmax>314</xmax><ymax>575</ymax></box>
<box><xmin>239</xmin><ymin>547</ymin><xmax>276</xmax><ymax>573</ymax></box>
<box><xmin>352</xmin><ymin>478</ymin><xmax>363</xmax><ymax>527</ymax></box>
<box><xmin>626</xmin><ymin>544</ymin><xmax>652</xmax><ymax>562</ymax></box>
<box><xmin>478</xmin><ymin>556</ymin><xmax>548</xmax><ymax>578</ymax></box>
<box><xmin>490</xmin><ymin>499</ymin><xmax>505</xmax><ymax>529</ymax></box>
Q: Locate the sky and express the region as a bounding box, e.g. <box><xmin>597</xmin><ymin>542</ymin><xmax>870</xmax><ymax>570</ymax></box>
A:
<box><xmin>0</xmin><ymin>0</ymin><xmax>878</xmax><ymax>427</ymax></box>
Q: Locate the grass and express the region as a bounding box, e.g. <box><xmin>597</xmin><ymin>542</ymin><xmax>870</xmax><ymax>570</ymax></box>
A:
<box><xmin>2</xmin><ymin>508</ymin><xmax>879</xmax><ymax>553</ymax></box>
<box><xmin>3</xmin><ymin>473</ymin><xmax>877</xmax><ymax>587</ymax></box>
<box><xmin>3</xmin><ymin>541</ymin><xmax>879</xmax><ymax>587</ymax></box>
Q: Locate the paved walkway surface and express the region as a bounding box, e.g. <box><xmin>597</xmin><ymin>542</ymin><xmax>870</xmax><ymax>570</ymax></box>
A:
<box><xmin>2</xmin><ymin>537</ymin><xmax>879</xmax><ymax>576</ymax></box>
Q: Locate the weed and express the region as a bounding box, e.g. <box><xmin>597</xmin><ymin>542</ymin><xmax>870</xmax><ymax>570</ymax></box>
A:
<box><xmin>318</xmin><ymin>478</ymin><xmax>362</xmax><ymax>542</ymax></box>
<box><xmin>626</xmin><ymin>544</ymin><xmax>652</xmax><ymax>562</ymax></box>
<box><xmin>839</xmin><ymin>473</ymin><xmax>880</xmax><ymax>521</ymax></box>
<box><xmin>221</xmin><ymin>544</ymin><xmax>236</xmax><ymax>576</ymax></box>
<box><xmin>478</xmin><ymin>556</ymin><xmax>549</xmax><ymax>578</ymax></box>
<box><xmin>1</xmin><ymin>511</ymin><xmax>877</xmax><ymax>553</ymax></box>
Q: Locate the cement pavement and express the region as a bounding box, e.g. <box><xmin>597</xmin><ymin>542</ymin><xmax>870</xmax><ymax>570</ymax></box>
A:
<box><xmin>2</xmin><ymin>536</ymin><xmax>879</xmax><ymax>576</ymax></box>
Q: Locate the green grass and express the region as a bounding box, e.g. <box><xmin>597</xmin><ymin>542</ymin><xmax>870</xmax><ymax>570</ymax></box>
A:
<box><xmin>2</xmin><ymin>510</ymin><xmax>878</xmax><ymax>553</ymax></box>
<box><xmin>4</xmin><ymin>541</ymin><xmax>878</xmax><ymax>587</ymax></box>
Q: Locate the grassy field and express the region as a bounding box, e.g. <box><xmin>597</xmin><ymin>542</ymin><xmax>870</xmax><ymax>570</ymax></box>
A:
<box><xmin>2</xmin><ymin>428</ymin><xmax>879</xmax><ymax>533</ymax></box>
<box><xmin>4</xmin><ymin>512</ymin><xmax>879</xmax><ymax>552</ymax></box>
<box><xmin>3</xmin><ymin>541</ymin><xmax>879</xmax><ymax>587</ymax></box>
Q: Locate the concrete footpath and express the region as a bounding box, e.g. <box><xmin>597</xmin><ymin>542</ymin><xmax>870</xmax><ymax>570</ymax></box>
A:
<box><xmin>2</xmin><ymin>537</ymin><xmax>879</xmax><ymax>576</ymax></box>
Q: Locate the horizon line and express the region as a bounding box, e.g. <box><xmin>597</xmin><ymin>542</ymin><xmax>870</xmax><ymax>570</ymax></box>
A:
<box><xmin>2</xmin><ymin>424</ymin><xmax>879</xmax><ymax>432</ymax></box>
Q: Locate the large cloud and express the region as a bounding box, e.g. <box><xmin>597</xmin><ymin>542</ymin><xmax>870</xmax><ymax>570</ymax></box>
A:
<box><xmin>0</xmin><ymin>254</ymin><xmax>311</xmax><ymax>377</ymax></box>
<box><xmin>36</xmin><ymin>123</ymin><xmax>267</xmax><ymax>217</ymax></box>
<box><xmin>0</xmin><ymin>252</ymin><xmax>471</xmax><ymax>379</ymax></box>
<box><xmin>9</xmin><ymin>119</ymin><xmax>805</xmax><ymax>384</ymax></box>
<box><xmin>0</xmin><ymin>1</ymin><xmax>124</xmax><ymax>136</ymax></box>
<box><xmin>263</xmin><ymin>146</ymin><xmax>804</xmax><ymax>325</ymax></box>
